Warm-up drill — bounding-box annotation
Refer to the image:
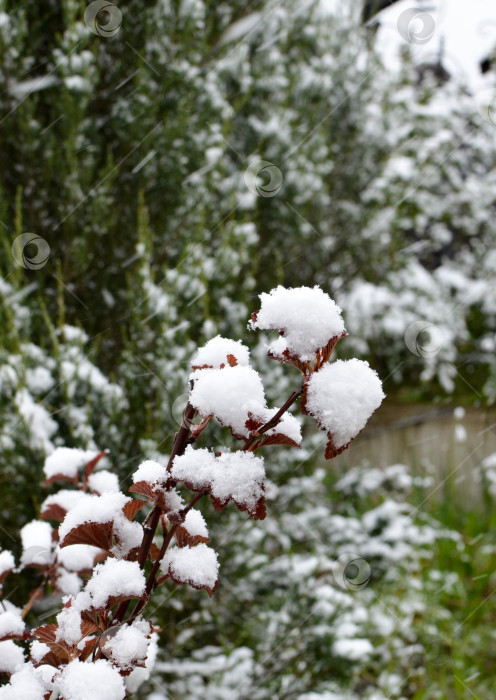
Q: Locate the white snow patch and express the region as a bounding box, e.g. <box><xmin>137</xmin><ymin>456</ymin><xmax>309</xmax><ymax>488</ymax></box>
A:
<box><xmin>0</xmin><ymin>550</ymin><xmax>15</xmax><ymax>578</ymax></box>
<box><xmin>83</xmin><ymin>559</ymin><xmax>146</xmax><ymax>610</ymax></box>
<box><xmin>56</xmin><ymin>658</ymin><xmax>126</xmax><ymax>700</ymax></box>
<box><xmin>0</xmin><ymin>662</ymin><xmax>48</xmax><ymax>699</ymax></box>
<box><xmin>161</xmin><ymin>543</ymin><xmax>219</xmax><ymax>590</ymax></box>
<box><xmin>189</xmin><ymin>365</ymin><xmax>266</xmax><ymax>437</ymax></box>
<box><xmin>182</xmin><ymin>509</ymin><xmax>208</xmax><ymax>539</ymax></box>
<box><xmin>191</xmin><ymin>335</ymin><xmax>250</xmax><ymax>369</ymax></box>
<box><xmin>44</xmin><ymin>447</ymin><xmax>99</xmax><ymax>481</ymax></box>
<box><xmin>88</xmin><ymin>470</ymin><xmax>120</xmax><ymax>494</ymax></box>
<box><xmin>250</xmin><ymin>285</ymin><xmax>345</xmax><ymax>361</ymax></box>
<box><xmin>0</xmin><ymin>640</ymin><xmax>24</xmax><ymax>674</ymax></box>
<box><xmin>171</xmin><ymin>446</ymin><xmax>265</xmax><ymax>512</ymax></box>
<box><xmin>132</xmin><ymin>459</ymin><xmax>167</xmax><ymax>485</ymax></box>
<box><xmin>20</xmin><ymin>521</ymin><xmax>53</xmax><ymax>568</ymax></box>
<box><xmin>56</xmin><ymin>604</ymin><xmax>82</xmax><ymax>645</ymax></box>
<box><xmin>305</xmin><ymin>359</ymin><xmax>385</xmax><ymax>448</ymax></box>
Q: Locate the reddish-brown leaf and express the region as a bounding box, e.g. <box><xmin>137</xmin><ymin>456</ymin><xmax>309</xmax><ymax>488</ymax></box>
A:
<box><xmin>80</xmin><ymin>609</ymin><xmax>100</xmax><ymax>627</ymax></box>
<box><xmin>210</xmin><ymin>492</ymin><xmax>266</xmax><ymax>521</ymax></box>
<box><xmin>191</xmin><ymin>415</ymin><xmax>213</xmax><ymax>440</ymax></box>
<box><xmin>165</xmin><ymin>570</ymin><xmax>218</xmax><ymax>598</ymax></box>
<box><xmin>324</xmin><ymin>433</ymin><xmax>351</xmax><ymax>460</ymax></box>
<box><xmin>80</xmin><ymin>620</ymin><xmax>99</xmax><ymax>637</ymax></box>
<box><xmin>60</xmin><ymin>521</ymin><xmax>114</xmax><ymax>550</ymax></box>
<box><xmin>31</xmin><ymin>647</ymin><xmax>61</xmax><ymax>668</ymax></box>
<box><xmin>33</xmin><ymin>624</ymin><xmax>57</xmax><ymax>645</ymax></box>
<box><xmin>84</xmin><ymin>451</ymin><xmax>109</xmax><ymax>480</ymax></box>
<box><xmin>175</xmin><ymin>526</ymin><xmax>209</xmax><ymax>548</ymax></box>
<box><xmin>129</xmin><ymin>481</ymin><xmax>155</xmax><ymax>501</ymax></box>
<box><xmin>255</xmin><ymin>433</ymin><xmax>301</xmax><ymax>449</ymax></box>
<box><xmin>40</xmin><ymin>502</ymin><xmax>68</xmax><ymax>522</ymax></box>
<box><xmin>226</xmin><ymin>354</ymin><xmax>238</xmax><ymax>367</ymax></box>
<box><xmin>44</xmin><ymin>472</ymin><xmax>79</xmax><ymax>488</ymax></box>
<box><xmin>33</xmin><ymin>624</ymin><xmax>70</xmax><ymax>665</ymax></box>
<box><xmin>123</xmin><ymin>499</ymin><xmax>147</xmax><ymax>521</ymax></box>
<box><xmin>77</xmin><ymin>636</ymin><xmax>99</xmax><ymax>663</ymax></box>
<box><xmin>148</xmin><ymin>542</ymin><xmax>162</xmax><ymax>561</ymax></box>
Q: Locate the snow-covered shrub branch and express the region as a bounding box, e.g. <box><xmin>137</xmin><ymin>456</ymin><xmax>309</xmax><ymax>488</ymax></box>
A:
<box><xmin>0</xmin><ymin>286</ymin><xmax>384</xmax><ymax>698</ymax></box>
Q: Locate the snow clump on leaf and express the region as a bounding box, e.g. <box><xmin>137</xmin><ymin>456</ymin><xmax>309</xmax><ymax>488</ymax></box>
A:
<box><xmin>304</xmin><ymin>359</ymin><xmax>385</xmax><ymax>456</ymax></box>
<box><xmin>81</xmin><ymin>559</ymin><xmax>146</xmax><ymax>610</ymax></box>
<box><xmin>189</xmin><ymin>365</ymin><xmax>266</xmax><ymax>438</ymax></box>
<box><xmin>43</xmin><ymin>447</ymin><xmax>100</xmax><ymax>483</ymax></box>
<box><xmin>171</xmin><ymin>446</ymin><xmax>266</xmax><ymax>518</ymax></box>
<box><xmin>56</xmin><ymin>658</ymin><xmax>126</xmax><ymax>700</ymax></box>
<box><xmin>191</xmin><ymin>335</ymin><xmax>250</xmax><ymax>369</ymax></box>
<box><xmin>161</xmin><ymin>543</ymin><xmax>219</xmax><ymax>595</ymax></box>
<box><xmin>250</xmin><ymin>285</ymin><xmax>346</xmax><ymax>361</ymax></box>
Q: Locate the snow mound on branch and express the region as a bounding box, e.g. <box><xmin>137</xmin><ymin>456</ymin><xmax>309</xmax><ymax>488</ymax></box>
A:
<box><xmin>250</xmin><ymin>285</ymin><xmax>345</xmax><ymax>361</ymax></box>
<box><xmin>83</xmin><ymin>559</ymin><xmax>146</xmax><ymax>610</ymax></box>
<box><xmin>56</xmin><ymin>604</ymin><xmax>82</xmax><ymax>645</ymax></box>
<box><xmin>305</xmin><ymin>359</ymin><xmax>385</xmax><ymax>448</ymax></box>
<box><xmin>101</xmin><ymin>619</ymin><xmax>151</xmax><ymax>671</ymax></box>
<box><xmin>132</xmin><ymin>459</ymin><xmax>167</xmax><ymax>485</ymax></box>
<box><xmin>189</xmin><ymin>365</ymin><xmax>266</xmax><ymax>437</ymax></box>
<box><xmin>0</xmin><ymin>662</ymin><xmax>47</xmax><ymax>699</ymax></box>
<box><xmin>57</xmin><ymin>544</ymin><xmax>103</xmax><ymax>572</ymax></box>
<box><xmin>191</xmin><ymin>335</ymin><xmax>250</xmax><ymax>368</ymax></box>
<box><xmin>0</xmin><ymin>550</ymin><xmax>15</xmax><ymax>578</ymax></box>
<box><xmin>0</xmin><ymin>640</ymin><xmax>24</xmax><ymax>675</ymax></box>
<box><xmin>124</xmin><ymin>631</ymin><xmax>158</xmax><ymax>693</ymax></box>
<box><xmin>20</xmin><ymin>521</ymin><xmax>53</xmax><ymax>567</ymax></box>
<box><xmin>30</xmin><ymin>640</ymin><xmax>50</xmax><ymax>663</ymax></box>
<box><xmin>171</xmin><ymin>447</ymin><xmax>265</xmax><ymax>513</ymax></box>
<box><xmin>88</xmin><ymin>470</ymin><xmax>119</xmax><ymax>494</ymax></box>
<box><xmin>161</xmin><ymin>543</ymin><xmax>219</xmax><ymax>590</ymax></box>
<box><xmin>56</xmin><ymin>569</ymin><xmax>82</xmax><ymax>597</ymax></box>
<box><xmin>43</xmin><ymin>447</ymin><xmax>99</xmax><ymax>481</ymax></box>
<box><xmin>0</xmin><ymin>607</ymin><xmax>25</xmax><ymax>639</ymax></box>
<box><xmin>182</xmin><ymin>509</ymin><xmax>208</xmax><ymax>539</ymax></box>
<box><xmin>57</xmin><ymin>658</ymin><xmax>126</xmax><ymax>700</ymax></box>
<box><xmin>41</xmin><ymin>490</ymin><xmax>87</xmax><ymax>517</ymax></box>
<box><xmin>256</xmin><ymin>406</ymin><xmax>302</xmax><ymax>445</ymax></box>
<box><xmin>59</xmin><ymin>492</ymin><xmax>142</xmax><ymax>558</ymax></box>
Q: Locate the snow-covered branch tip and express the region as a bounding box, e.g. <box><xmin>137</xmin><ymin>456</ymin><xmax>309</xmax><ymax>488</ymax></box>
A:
<box><xmin>0</xmin><ymin>285</ymin><xmax>384</xmax><ymax>698</ymax></box>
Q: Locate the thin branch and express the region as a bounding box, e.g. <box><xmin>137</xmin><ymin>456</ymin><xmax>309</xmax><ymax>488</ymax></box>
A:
<box><xmin>112</xmin><ymin>403</ymin><xmax>197</xmax><ymax>626</ymax></box>
<box><xmin>127</xmin><ymin>491</ymin><xmax>206</xmax><ymax>625</ymax></box>
<box><xmin>243</xmin><ymin>386</ymin><xmax>303</xmax><ymax>452</ymax></box>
